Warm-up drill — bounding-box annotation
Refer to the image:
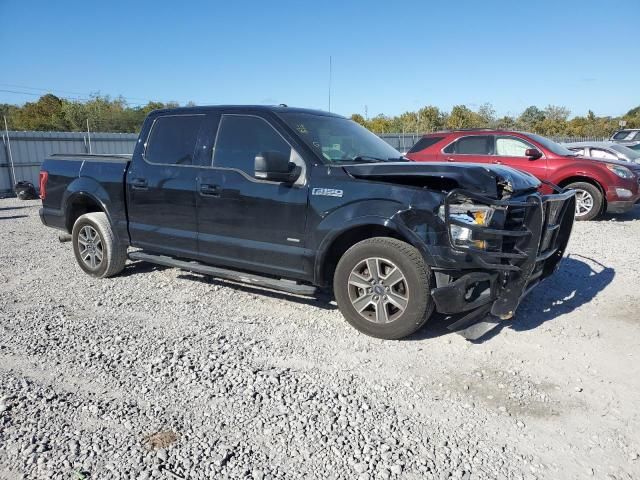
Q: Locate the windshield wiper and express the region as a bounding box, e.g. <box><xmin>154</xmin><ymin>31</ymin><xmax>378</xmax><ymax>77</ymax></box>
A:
<box><xmin>351</xmin><ymin>155</ymin><xmax>388</xmax><ymax>163</ymax></box>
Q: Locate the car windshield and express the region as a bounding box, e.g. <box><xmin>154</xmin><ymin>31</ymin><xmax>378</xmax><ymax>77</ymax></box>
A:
<box><xmin>527</xmin><ymin>133</ymin><xmax>578</xmax><ymax>157</ymax></box>
<box><xmin>278</xmin><ymin>112</ymin><xmax>405</xmax><ymax>164</ymax></box>
<box><xmin>612</xmin><ymin>130</ymin><xmax>638</xmax><ymax>141</ymax></box>
<box><xmin>610</xmin><ymin>144</ymin><xmax>640</xmax><ymax>162</ymax></box>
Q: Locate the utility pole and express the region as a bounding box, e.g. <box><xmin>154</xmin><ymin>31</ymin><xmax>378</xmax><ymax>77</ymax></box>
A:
<box><xmin>364</xmin><ymin>105</ymin><xmax>368</xmax><ymax>120</ymax></box>
<box><xmin>3</xmin><ymin>116</ymin><xmax>16</xmax><ymax>191</ymax></box>
<box><xmin>86</xmin><ymin>118</ymin><xmax>92</xmax><ymax>154</ymax></box>
<box><xmin>328</xmin><ymin>56</ymin><xmax>332</xmax><ymax>112</ymax></box>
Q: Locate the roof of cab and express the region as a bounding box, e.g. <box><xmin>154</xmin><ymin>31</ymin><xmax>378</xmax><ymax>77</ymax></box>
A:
<box><xmin>149</xmin><ymin>105</ymin><xmax>345</xmax><ymax>118</ymax></box>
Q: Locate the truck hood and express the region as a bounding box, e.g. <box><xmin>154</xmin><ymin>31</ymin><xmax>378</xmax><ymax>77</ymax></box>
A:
<box><xmin>343</xmin><ymin>162</ymin><xmax>541</xmax><ymax>198</ymax></box>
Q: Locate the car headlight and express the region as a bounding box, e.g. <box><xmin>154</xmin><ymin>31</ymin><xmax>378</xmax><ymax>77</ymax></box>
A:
<box><xmin>606</xmin><ymin>164</ymin><xmax>635</xmax><ymax>179</ymax></box>
<box><xmin>439</xmin><ymin>204</ymin><xmax>496</xmax><ymax>249</ymax></box>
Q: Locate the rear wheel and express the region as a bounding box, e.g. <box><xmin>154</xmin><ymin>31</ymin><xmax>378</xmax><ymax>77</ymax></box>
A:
<box><xmin>567</xmin><ymin>181</ymin><xmax>603</xmax><ymax>221</ymax></box>
<box><xmin>72</xmin><ymin>212</ymin><xmax>127</xmax><ymax>278</ymax></box>
<box><xmin>333</xmin><ymin>237</ymin><xmax>434</xmax><ymax>339</ymax></box>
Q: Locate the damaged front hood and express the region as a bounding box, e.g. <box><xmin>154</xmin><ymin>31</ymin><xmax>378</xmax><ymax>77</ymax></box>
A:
<box><xmin>343</xmin><ymin>162</ymin><xmax>541</xmax><ymax>198</ymax></box>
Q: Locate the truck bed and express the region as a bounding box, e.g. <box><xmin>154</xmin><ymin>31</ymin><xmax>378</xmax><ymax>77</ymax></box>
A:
<box><xmin>40</xmin><ymin>154</ymin><xmax>132</xmax><ymax>236</ymax></box>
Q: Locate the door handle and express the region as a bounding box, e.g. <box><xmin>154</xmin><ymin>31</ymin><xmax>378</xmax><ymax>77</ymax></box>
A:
<box><xmin>131</xmin><ymin>178</ymin><xmax>148</xmax><ymax>190</ymax></box>
<box><xmin>494</xmin><ymin>160</ymin><xmax>503</xmax><ymax>164</ymax></box>
<box><xmin>446</xmin><ymin>157</ymin><xmax>456</xmax><ymax>162</ymax></box>
<box><xmin>199</xmin><ymin>184</ymin><xmax>221</xmax><ymax>197</ymax></box>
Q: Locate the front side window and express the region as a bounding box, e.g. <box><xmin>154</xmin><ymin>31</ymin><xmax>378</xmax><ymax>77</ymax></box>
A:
<box><xmin>444</xmin><ymin>135</ymin><xmax>492</xmax><ymax>155</ymax></box>
<box><xmin>145</xmin><ymin>115</ymin><xmax>204</xmax><ymax>165</ymax></box>
<box><xmin>495</xmin><ymin>136</ymin><xmax>535</xmax><ymax>157</ymax></box>
<box><xmin>213</xmin><ymin>115</ymin><xmax>292</xmax><ymax>175</ymax></box>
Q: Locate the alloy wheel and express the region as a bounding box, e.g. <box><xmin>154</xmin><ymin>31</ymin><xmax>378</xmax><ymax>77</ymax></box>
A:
<box><xmin>77</xmin><ymin>225</ymin><xmax>103</xmax><ymax>269</ymax></box>
<box><xmin>347</xmin><ymin>257</ymin><xmax>409</xmax><ymax>324</ymax></box>
<box><xmin>574</xmin><ymin>189</ymin><xmax>594</xmax><ymax>217</ymax></box>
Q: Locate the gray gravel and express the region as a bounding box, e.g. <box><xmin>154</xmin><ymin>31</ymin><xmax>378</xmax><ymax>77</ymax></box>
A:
<box><xmin>1</xmin><ymin>198</ymin><xmax>639</xmax><ymax>479</ymax></box>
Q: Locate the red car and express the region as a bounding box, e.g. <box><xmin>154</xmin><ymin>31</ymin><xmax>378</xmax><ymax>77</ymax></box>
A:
<box><xmin>406</xmin><ymin>130</ymin><xmax>640</xmax><ymax>220</ymax></box>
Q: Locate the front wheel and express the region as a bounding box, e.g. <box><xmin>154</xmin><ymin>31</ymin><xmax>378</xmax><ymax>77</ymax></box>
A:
<box><xmin>568</xmin><ymin>181</ymin><xmax>603</xmax><ymax>221</ymax></box>
<box><xmin>333</xmin><ymin>237</ymin><xmax>434</xmax><ymax>339</ymax></box>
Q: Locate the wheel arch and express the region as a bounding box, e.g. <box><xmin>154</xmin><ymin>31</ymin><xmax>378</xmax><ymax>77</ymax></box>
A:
<box><xmin>556</xmin><ymin>175</ymin><xmax>607</xmax><ymax>213</ymax></box>
<box><xmin>314</xmin><ymin>219</ymin><xmax>430</xmax><ymax>287</ymax></box>
<box><xmin>64</xmin><ymin>191</ymin><xmax>108</xmax><ymax>233</ymax></box>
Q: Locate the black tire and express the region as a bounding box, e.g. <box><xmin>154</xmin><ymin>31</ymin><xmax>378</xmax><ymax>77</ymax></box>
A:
<box><xmin>333</xmin><ymin>237</ymin><xmax>434</xmax><ymax>339</ymax></box>
<box><xmin>72</xmin><ymin>212</ymin><xmax>127</xmax><ymax>278</ymax></box>
<box><xmin>567</xmin><ymin>181</ymin><xmax>603</xmax><ymax>221</ymax></box>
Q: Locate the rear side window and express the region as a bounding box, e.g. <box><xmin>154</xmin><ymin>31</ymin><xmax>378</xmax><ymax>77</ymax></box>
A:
<box><xmin>407</xmin><ymin>136</ymin><xmax>445</xmax><ymax>154</ymax></box>
<box><xmin>145</xmin><ymin>115</ymin><xmax>204</xmax><ymax>165</ymax></box>
<box><xmin>444</xmin><ymin>135</ymin><xmax>492</xmax><ymax>155</ymax></box>
<box><xmin>213</xmin><ymin>115</ymin><xmax>292</xmax><ymax>175</ymax></box>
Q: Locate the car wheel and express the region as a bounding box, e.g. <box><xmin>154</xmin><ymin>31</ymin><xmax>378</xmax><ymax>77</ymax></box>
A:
<box><xmin>333</xmin><ymin>237</ymin><xmax>434</xmax><ymax>339</ymax></box>
<box><xmin>72</xmin><ymin>212</ymin><xmax>127</xmax><ymax>278</ymax></box>
<box><xmin>567</xmin><ymin>182</ymin><xmax>603</xmax><ymax>221</ymax></box>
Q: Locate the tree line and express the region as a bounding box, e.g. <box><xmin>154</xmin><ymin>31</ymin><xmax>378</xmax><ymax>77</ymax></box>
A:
<box><xmin>351</xmin><ymin>103</ymin><xmax>640</xmax><ymax>137</ymax></box>
<box><xmin>1</xmin><ymin>93</ymin><xmax>639</xmax><ymax>138</ymax></box>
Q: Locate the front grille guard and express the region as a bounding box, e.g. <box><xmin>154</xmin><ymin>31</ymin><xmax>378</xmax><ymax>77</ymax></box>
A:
<box><xmin>443</xmin><ymin>186</ymin><xmax>577</xmax><ymax>274</ymax></box>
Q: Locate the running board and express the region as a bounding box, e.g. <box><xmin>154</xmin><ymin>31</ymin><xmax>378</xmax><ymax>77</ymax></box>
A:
<box><xmin>128</xmin><ymin>251</ymin><xmax>317</xmax><ymax>296</ymax></box>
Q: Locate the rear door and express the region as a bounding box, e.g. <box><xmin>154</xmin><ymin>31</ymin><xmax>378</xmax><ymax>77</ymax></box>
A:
<box><xmin>440</xmin><ymin>135</ymin><xmax>494</xmax><ymax>163</ymax></box>
<box><xmin>126</xmin><ymin>113</ymin><xmax>205</xmax><ymax>257</ymax></box>
<box><xmin>196</xmin><ymin>113</ymin><xmax>309</xmax><ymax>278</ymax></box>
<box><xmin>493</xmin><ymin>134</ymin><xmax>548</xmax><ymax>180</ymax></box>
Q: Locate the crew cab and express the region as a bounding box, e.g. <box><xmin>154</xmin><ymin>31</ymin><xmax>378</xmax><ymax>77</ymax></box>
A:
<box><xmin>39</xmin><ymin>106</ymin><xmax>575</xmax><ymax>340</ymax></box>
<box><xmin>407</xmin><ymin>129</ymin><xmax>640</xmax><ymax>220</ymax></box>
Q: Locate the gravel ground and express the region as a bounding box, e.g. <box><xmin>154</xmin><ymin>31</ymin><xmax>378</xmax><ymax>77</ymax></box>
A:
<box><xmin>0</xmin><ymin>197</ymin><xmax>639</xmax><ymax>480</ymax></box>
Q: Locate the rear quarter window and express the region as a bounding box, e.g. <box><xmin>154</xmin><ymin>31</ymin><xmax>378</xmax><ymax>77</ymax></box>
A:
<box><xmin>407</xmin><ymin>136</ymin><xmax>446</xmax><ymax>154</ymax></box>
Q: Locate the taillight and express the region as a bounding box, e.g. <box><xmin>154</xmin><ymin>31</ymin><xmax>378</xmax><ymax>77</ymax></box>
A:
<box><xmin>39</xmin><ymin>171</ymin><xmax>48</xmax><ymax>200</ymax></box>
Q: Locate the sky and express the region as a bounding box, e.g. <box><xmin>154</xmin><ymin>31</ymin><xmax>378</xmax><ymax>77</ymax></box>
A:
<box><xmin>0</xmin><ymin>0</ymin><xmax>637</xmax><ymax>119</ymax></box>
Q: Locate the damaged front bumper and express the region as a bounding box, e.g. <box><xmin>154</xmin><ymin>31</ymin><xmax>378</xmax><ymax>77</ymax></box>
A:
<box><xmin>430</xmin><ymin>187</ymin><xmax>576</xmax><ymax>338</ymax></box>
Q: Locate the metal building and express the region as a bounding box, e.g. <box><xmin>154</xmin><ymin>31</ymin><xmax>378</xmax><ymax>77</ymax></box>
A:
<box><xmin>1</xmin><ymin>131</ymin><xmax>137</xmax><ymax>197</ymax></box>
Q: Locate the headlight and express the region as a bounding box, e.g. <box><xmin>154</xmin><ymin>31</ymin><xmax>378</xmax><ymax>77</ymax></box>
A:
<box><xmin>606</xmin><ymin>164</ymin><xmax>634</xmax><ymax>179</ymax></box>
<box><xmin>439</xmin><ymin>204</ymin><xmax>496</xmax><ymax>250</ymax></box>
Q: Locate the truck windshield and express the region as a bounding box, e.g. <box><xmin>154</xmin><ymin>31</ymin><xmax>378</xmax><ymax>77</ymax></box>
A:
<box><xmin>527</xmin><ymin>133</ymin><xmax>578</xmax><ymax>157</ymax></box>
<box><xmin>278</xmin><ymin>112</ymin><xmax>404</xmax><ymax>164</ymax></box>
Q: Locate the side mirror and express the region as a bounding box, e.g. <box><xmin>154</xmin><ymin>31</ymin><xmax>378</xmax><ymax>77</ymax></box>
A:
<box><xmin>525</xmin><ymin>148</ymin><xmax>542</xmax><ymax>160</ymax></box>
<box><xmin>254</xmin><ymin>151</ymin><xmax>301</xmax><ymax>183</ymax></box>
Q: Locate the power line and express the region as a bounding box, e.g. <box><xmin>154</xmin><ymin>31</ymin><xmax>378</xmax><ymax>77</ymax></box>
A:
<box><xmin>0</xmin><ymin>82</ymin><xmax>156</xmax><ymax>104</ymax></box>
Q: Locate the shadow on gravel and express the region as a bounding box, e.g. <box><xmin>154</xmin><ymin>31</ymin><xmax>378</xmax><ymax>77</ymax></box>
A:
<box><xmin>177</xmin><ymin>272</ymin><xmax>338</xmax><ymax>310</ymax></box>
<box><xmin>0</xmin><ymin>214</ymin><xmax>28</xmax><ymax>220</ymax></box>
<box><xmin>0</xmin><ymin>206</ymin><xmax>32</xmax><ymax>211</ymax></box>
<box><xmin>120</xmin><ymin>260</ymin><xmax>168</xmax><ymax>277</ymax></box>
<box><xmin>408</xmin><ymin>255</ymin><xmax>615</xmax><ymax>343</ymax></box>
<box><xmin>599</xmin><ymin>206</ymin><xmax>640</xmax><ymax>222</ymax></box>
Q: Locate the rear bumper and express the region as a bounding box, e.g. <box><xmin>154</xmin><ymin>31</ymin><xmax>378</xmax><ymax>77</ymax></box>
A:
<box><xmin>430</xmin><ymin>187</ymin><xmax>576</xmax><ymax>327</ymax></box>
<box><xmin>39</xmin><ymin>207</ymin><xmax>67</xmax><ymax>232</ymax></box>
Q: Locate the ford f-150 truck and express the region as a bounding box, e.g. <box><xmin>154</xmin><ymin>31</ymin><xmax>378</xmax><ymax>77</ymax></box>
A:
<box><xmin>39</xmin><ymin>106</ymin><xmax>576</xmax><ymax>340</ymax></box>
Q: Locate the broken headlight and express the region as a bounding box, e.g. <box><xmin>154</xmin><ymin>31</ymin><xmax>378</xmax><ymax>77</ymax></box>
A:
<box><xmin>439</xmin><ymin>204</ymin><xmax>496</xmax><ymax>250</ymax></box>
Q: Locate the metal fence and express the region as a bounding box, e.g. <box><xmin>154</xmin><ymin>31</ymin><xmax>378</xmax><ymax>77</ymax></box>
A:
<box><xmin>0</xmin><ymin>129</ymin><xmax>611</xmax><ymax>197</ymax></box>
<box><xmin>379</xmin><ymin>133</ymin><xmax>608</xmax><ymax>153</ymax></box>
<box><xmin>1</xmin><ymin>131</ymin><xmax>137</xmax><ymax>196</ymax></box>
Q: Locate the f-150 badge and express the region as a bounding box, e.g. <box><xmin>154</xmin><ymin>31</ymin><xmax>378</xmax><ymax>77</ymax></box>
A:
<box><xmin>312</xmin><ymin>188</ymin><xmax>343</xmax><ymax>198</ymax></box>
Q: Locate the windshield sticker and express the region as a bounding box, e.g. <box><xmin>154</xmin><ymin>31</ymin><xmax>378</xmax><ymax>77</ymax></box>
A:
<box><xmin>296</xmin><ymin>124</ymin><xmax>308</xmax><ymax>135</ymax></box>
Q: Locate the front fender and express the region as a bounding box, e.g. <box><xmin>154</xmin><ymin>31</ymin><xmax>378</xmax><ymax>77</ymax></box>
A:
<box><xmin>311</xmin><ymin>200</ymin><xmax>438</xmax><ymax>285</ymax></box>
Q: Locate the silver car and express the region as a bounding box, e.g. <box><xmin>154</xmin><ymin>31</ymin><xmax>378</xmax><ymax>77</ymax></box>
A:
<box><xmin>610</xmin><ymin>129</ymin><xmax>640</xmax><ymax>149</ymax></box>
<box><xmin>564</xmin><ymin>141</ymin><xmax>640</xmax><ymax>164</ymax></box>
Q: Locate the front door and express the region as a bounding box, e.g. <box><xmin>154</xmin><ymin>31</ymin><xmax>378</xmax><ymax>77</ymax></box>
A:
<box><xmin>492</xmin><ymin>135</ymin><xmax>548</xmax><ymax>180</ymax></box>
<box><xmin>196</xmin><ymin>113</ymin><xmax>309</xmax><ymax>279</ymax></box>
<box><xmin>126</xmin><ymin>113</ymin><xmax>205</xmax><ymax>257</ymax></box>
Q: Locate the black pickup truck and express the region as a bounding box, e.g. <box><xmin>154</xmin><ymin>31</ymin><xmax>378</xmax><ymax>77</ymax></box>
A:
<box><xmin>39</xmin><ymin>106</ymin><xmax>576</xmax><ymax>340</ymax></box>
